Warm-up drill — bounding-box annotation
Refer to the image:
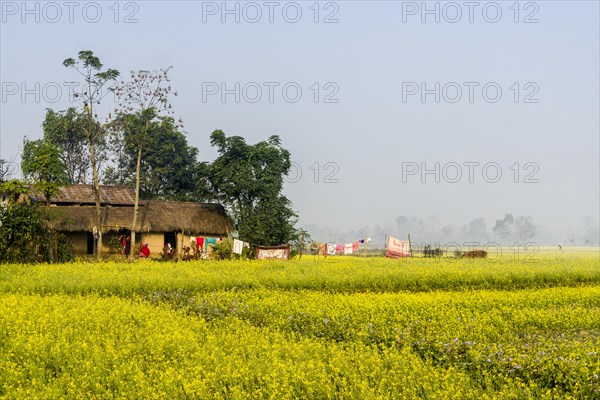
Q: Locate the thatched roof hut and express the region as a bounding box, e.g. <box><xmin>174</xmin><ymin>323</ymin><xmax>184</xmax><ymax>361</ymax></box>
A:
<box><xmin>31</xmin><ymin>185</ymin><xmax>233</xmax><ymax>237</ymax></box>
<box><xmin>50</xmin><ymin>201</ymin><xmax>232</xmax><ymax>236</ymax></box>
<box><xmin>30</xmin><ymin>184</ymin><xmax>136</xmax><ymax>206</ymax></box>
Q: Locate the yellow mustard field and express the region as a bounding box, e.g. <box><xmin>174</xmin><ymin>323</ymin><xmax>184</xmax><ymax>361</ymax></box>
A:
<box><xmin>0</xmin><ymin>253</ymin><xmax>599</xmax><ymax>399</ymax></box>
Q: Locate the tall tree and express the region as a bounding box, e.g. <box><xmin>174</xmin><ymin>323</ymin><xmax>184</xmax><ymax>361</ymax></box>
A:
<box><xmin>459</xmin><ymin>217</ymin><xmax>490</xmax><ymax>243</ymax></box>
<box><xmin>42</xmin><ymin>108</ymin><xmax>89</xmax><ymax>184</ymax></box>
<box><xmin>207</xmin><ymin>130</ymin><xmax>297</xmax><ymax>245</ymax></box>
<box><xmin>513</xmin><ymin>216</ymin><xmax>536</xmax><ymax>243</ymax></box>
<box><xmin>111</xmin><ymin>68</ymin><xmax>179</xmax><ymax>258</ymax></box>
<box><xmin>20</xmin><ymin>138</ymin><xmax>69</xmax><ymax>261</ymax></box>
<box><xmin>493</xmin><ymin>214</ymin><xmax>536</xmax><ymax>243</ymax></box>
<box><xmin>63</xmin><ymin>51</ymin><xmax>119</xmax><ymax>260</ymax></box>
<box><xmin>493</xmin><ymin>214</ymin><xmax>515</xmax><ymax>242</ymax></box>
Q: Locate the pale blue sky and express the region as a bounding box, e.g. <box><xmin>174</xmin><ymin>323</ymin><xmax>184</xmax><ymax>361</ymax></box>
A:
<box><xmin>1</xmin><ymin>1</ymin><xmax>599</xmax><ymax>242</ymax></box>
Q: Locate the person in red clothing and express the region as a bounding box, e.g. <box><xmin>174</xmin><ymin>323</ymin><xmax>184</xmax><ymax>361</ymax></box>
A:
<box><xmin>120</xmin><ymin>235</ymin><xmax>131</xmax><ymax>258</ymax></box>
<box><xmin>139</xmin><ymin>243</ymin><xmax>150</xmax><ymax>258</ymax></box>
<box><xmin>124</xmin><ymin>236</ymin><xmax>131</xmax><ymax>257</ymax></box>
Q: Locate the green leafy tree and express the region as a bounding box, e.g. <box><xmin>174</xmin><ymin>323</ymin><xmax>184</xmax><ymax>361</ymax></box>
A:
<box><xmin>0</xmin><ymin>182</ymin><xmax>72</xmax><ymax>264</ymax></box>
<box><xmin>0</xmin><ymin>179</ymin><xmax>28</xmax><ymax>203</ymax></box>
<box><xmin>207</xmin><ymin>130</ymin><xmax>297</xmax><ymax>246</ymax></box>
<box><xmin>42</xmin><ymin>108</ymin><xmax>89</xmax><ymax>184</ymax></box>
<box><xmin>493</xmin><ymin>214</ymin><xmax>515</xmax><ymax>242</ymax></box>
<box><xmin>514</xmin><ymin>216</ymin><xmax>537</xmax><ymax>243</ymax></box>
<box><xmin>63</xmin><ymin>50</ymin><xmax>119</xmax><ymax>260</ymax></box>
<box><xmin>238</xmin><ymin>194</ymin><xmax>298</xmax><ymax>246</ymax></box>
<box><xmin>21</xmin><ymin>138</ymin><xmax>69</xmax><ymax>262</ymax></box>
<box><xmin>493</xmin><ymin>214</ymin><xmax>536</xmax><ymax>243</ymax></box>
<box><xmin>105</xmin><ymin>116</ymin><xmax>198</xmax><ymax>200</ymax></box>
<box><xmin>21</xmin><ymin>138</ymin><xmax>69</xmax><ymax>205</ymax></box>
<box><xmin>0</xmin><ymin>200</ymin><xmax>51</xmax><ymax>263</ymax></box>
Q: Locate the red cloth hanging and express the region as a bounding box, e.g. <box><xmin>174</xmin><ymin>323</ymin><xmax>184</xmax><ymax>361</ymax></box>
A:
<box><xmin>196</xmin><ymin>237</ymin><xmax>205</xmax><ymax>252</ymax></box>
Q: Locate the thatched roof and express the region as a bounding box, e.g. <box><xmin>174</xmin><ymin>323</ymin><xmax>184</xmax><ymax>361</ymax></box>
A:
<box><xmin>30</xmin><ymin>185</ymin><xmax>136</xmax><ymax>206</ymax></box>
<box><xmin>50</xmin><ymin>201</ymin><xmax>233</xmax><ymax>236</ymax></box>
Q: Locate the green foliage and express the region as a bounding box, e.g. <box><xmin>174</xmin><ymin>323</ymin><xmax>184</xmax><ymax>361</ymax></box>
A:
<box><xmin>239</xmin><ymin>195</ymin><xmax>297</xmax><ymax>246</ymax></box>
<box><xmin>20</xmin><ymin>138</ymin><xmax>69</xmax><ymax>203</ymax></box>
<box><xmin>207</xmin><ymin>130</ymin><xmax>297</xmax><ymax>246</ymax></box>
<box><xmin>105</xmin><ymin>115</ymin><xmax>199</xmax><ymax>200</ymax></box>
<box><xmin>42</xmin><ymin>108</ymin><xmax>89</xmax><ymax>184</ymax></box>
<box><xmin>55</xmin><ymin>232</ymin><xmax>74</xmax><ymax>263</ymax></box>
<box><xmin>0</xmin><ymin>201</ymin><xmax>73</xmax><ymax>264</ymax></box>
<box><xmin>211</xmin><ymin>237</ymin><xmax>233</xmax><ymax>260</ymax></box>
<box><xmin>0</xmin><ymin>180</ymin><xmax>29</xmax><ymax>203</ymax></box>
<box><xmin>62</xmin><ymin>50</ymin><xmax>119</xmax><ymax>81</ymax></box>
<box><xmin>0</xmin><ymin>202</ymin><xmax>50</xmax><ymax>263</ymax></box>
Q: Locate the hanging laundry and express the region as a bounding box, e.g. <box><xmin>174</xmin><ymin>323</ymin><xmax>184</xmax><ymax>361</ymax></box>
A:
<box><xmin>318</xmin><ymin>243</ymin><xmax>327</xmax><ymax>256</ymax></box>
<box><xmin>233</xmin><ymin>239</ymin><xmax>244</xmax><ymax>255</ymax></box>
<box><xmin>256</xmin><ymin>245</ymin><xmax>290</xmax><ymax>260</ymax></box>
<box><xmin>344</xmin><ymin>243</ymin><xmax>353</xmax><ymax>254</ymax></box>
<box><xmin>335</xmin><ymin>244</ymin><xmax>344</xmax><ymax>253</ymax></box>
<box><xmin>359</xmin><ymin>239</ymin><xmax>365</xmax><ymax>244</ymax></box>
<box><xmin>386</xmin><ymin>236</ymin><xmax>410</xmax><ymax>258</ymax></box>
<box><xmin>352</xmin><ymin>242</ymin><xmax>359</xmax><ymax>252</ymax></box>
<box><xmin>327</xmin><ymin>243</ymin><xmax>337</xmax><ymax>255</ymax></box>
<box><xmin>196</xmin><ymin>237</ymin><xmax>205</xmax><ymax>252</ymax></box>
<box><xmin>205</xmin><ymin>238</ymin><xmax>217</xmax><ymax>249</ymax></box>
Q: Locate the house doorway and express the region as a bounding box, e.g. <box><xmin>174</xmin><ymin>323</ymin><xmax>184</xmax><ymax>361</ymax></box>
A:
<box><xmin>164</xmin><ymin>232</ymin><xmax>177</xmax><ymax>249</ymax></box>
<box><xmin>87</xmin><ymin>232</ymin><xmax>94</xmax><ymax>255</ymax></box>
<box><xmin>116</xmin><ymin>229</ymin><xmax>132</xmax><ymax>255</ymax></box>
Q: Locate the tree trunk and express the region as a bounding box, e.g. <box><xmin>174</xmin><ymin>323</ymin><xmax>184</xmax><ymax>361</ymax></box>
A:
<box><xmin>45</xmin><ymin>196</ymin><xmax>54</xmax><ymax>263</ymax></box>
<box><xmin>48</xmin><ymin>226</ymin><xmax>54</xmax><ymax>263</ymax></box>
<box><xmin>90</xmin><ymin>140</ymin><xmax>103</xmax><ymax>261</ymax></box>
<box><xmin>53</xmin><ymin>233</ymin><xmax>58</xmax><ymax>263</ymax></box>
<box><xmin>130</xmin><ymin>143</ymin><xmax>143</xmax><ymax>262</ymax></box>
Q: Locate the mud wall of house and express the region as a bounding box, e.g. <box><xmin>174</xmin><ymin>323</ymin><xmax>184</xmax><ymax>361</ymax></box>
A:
<box><xmin>65</xmin><ymin>232</ymin><xmax>88</xmax><ymax>255</ymax></box>
<box><xmin>138</xmin><ymin>232</ymin><xmax>222</xmax><ymax>257</ymax></box>
<box><xmin>138</xmin><ymin>233</ymin><xmax>164</xmax><ymax>256</ymax></box>
<box><xmin>65</xmin><ymin>230</ymin><xmax>224</xmax><ymax>258</ymax></box>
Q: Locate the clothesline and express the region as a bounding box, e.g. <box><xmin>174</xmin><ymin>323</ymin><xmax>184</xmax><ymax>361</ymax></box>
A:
<box><xmin>315</xmin><ymin>237</ymin><xmax>372</xmax><ymax>256</ymax></box>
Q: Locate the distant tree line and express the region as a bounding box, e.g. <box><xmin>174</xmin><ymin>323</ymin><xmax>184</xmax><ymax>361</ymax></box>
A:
<box><xmin>304</xmin><ymin>213</ymin><xmax>598</xmax><ymax>248</ymax></box>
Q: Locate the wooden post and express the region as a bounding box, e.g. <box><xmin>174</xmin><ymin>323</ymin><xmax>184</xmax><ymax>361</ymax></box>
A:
<box><xmin>408</xmin><ymin>233</ymin><xmax>413</xmax><ymax>257</ymax></box>
<box><xmin>179</xmin><ymin>229</ymin><xmax>184</xmax><ymax>260</ymax></box>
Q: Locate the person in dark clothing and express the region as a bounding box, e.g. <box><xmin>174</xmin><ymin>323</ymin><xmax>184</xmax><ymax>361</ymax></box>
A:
<box><xmin>124</xmin><ymin>236</ymin><xmax>131</xmax><ymax>257</ymax></box>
